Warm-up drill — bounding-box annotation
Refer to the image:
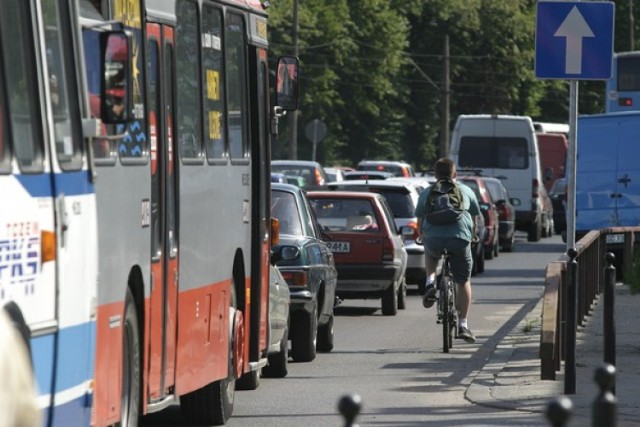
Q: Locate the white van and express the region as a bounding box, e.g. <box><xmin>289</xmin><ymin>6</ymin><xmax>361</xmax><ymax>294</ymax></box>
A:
<box><xmin>449</xmin><ymin>114</ymin><xmax>552</xmax><ymax>242</ymax></box>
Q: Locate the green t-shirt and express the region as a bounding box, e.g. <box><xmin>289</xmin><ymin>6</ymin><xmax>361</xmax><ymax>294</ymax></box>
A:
<box><xmin>414</xmin><ymin>181</ymin><xmax>480</xmax><ymax>242</ymax></box>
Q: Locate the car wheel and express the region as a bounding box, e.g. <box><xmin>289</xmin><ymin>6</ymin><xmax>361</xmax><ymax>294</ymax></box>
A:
<box><xmin>527</xmin><ymin>220</ymin><xmax>542</xmax><ymax>242</ymax></box>
<box><xmin>501</xmin><ymin>233</ymin><xmax>515</xmax><ymax>252</ymax></box>
<box><xmin>316</xmin><ymin>314</ymin><xmax>334</xmax><ymax>352</ymax></box>
<box><xmin>262</xmin><ymin>325</ymin><xmax>289</xmax><ymax>378</ymax></box>
<box><xmin>484</xmin><ymin>241</ymin><xmax>494</xmax><ymax>260</ymax></box>
<box><xmin>397</xmin><ymin>277</ymin><xmax>407</xmax><ymax>310</ymax></box>
<box><xmin>476</xmin><ymin>245</ymin><xmax>485</xmax><ymax>274</ymax></box>
<box><xmin>381</xmin><ymin>282</ymin><xmax>398</xmax><ymax>316</ymax></box>
<box><xmin>236</xmin><ymin>368</ymin><xmax>260</xmax><ymax>391</ymax></box>
<box><xmin>291</xmin><ymin>306</ymin><xmax>317</xmax><ymax>362</ymax></box>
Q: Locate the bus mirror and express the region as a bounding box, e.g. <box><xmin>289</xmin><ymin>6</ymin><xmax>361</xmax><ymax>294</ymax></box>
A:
<box><xmin>100</xmin><ymin>31</ymin><xmax>131</xmax><ymax>124</ymax></box>
<box><xmin>275</xmin><ymin>56</ymin><xmax>299</xmax><ymax>111</ymax></box>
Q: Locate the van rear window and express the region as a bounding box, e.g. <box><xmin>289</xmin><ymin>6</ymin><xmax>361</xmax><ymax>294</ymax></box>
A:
<box><xmin>458</xmin><ymin>137</ymin><xmax>529</xmax><ymax>169</ymax></box>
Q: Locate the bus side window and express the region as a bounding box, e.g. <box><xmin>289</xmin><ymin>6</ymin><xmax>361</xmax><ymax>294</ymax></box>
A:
<box><xmin>0</xmin><ymin>63</ymin><xmax>10</xmax><ymax>173</ymax></box>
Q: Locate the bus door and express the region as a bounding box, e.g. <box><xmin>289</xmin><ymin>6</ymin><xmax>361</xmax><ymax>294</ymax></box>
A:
<box><xmin>146</xmin><ymin>22</ymin><xmax>178</xmax><ymax>401</ymax></box>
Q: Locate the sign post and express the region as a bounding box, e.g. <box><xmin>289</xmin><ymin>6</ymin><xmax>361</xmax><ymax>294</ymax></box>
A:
<box><xmin>535</xmin><ymin>1</ymin><xmax>614</xmax><ymax>250</ymax></box>
<box><xmin>305</xmin><ymin>119</ymin><xmax>327</xmax><ymax>162</ymax></box>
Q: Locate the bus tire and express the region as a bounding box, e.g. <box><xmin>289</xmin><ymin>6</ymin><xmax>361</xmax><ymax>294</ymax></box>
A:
<box><xmin>3</xmin><ymin>302</ymin><xmax>32</xmax><ymax>366</ymax></box>
<box><xmin>120</xmin><ymin>289</ymin><xmax>140</xmax><ymax>427</ymax></box>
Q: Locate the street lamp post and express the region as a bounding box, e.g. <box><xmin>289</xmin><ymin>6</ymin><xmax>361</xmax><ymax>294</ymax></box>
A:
<box><xmin>288</xmin><ymin>0</ymin><xmax>299</xmax><ymax>160</ymax></box>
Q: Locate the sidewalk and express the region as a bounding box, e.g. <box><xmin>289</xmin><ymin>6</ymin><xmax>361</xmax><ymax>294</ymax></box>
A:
<box><xmin>467</xmin><ymin>282</ymin><xmax>640</xmax><ymax>426</ymax></box>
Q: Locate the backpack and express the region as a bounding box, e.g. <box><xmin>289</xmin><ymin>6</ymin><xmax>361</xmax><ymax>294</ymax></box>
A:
<box><xmin>424</xmin><ymin>179</ymin><xmax>465</xmax><ymax>225</ymax></box>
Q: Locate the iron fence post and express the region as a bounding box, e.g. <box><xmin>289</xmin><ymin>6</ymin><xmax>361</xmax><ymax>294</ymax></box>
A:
<box><xmin>592</xmin><ymin>364</ymin><xmax>617</xmax><ymax>427</ymax></box>
<box><xmin>565</xmin><ymin>248</ymin><xmax>578</xmax><ymax>394</ymax></box>
<box><xmin>603</xmin><ymin>253</ymin><xmax>616</xmax><ymax>394</ymax></box>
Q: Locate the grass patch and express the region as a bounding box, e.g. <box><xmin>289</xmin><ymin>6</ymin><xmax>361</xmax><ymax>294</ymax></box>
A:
<box><xmin>624</xmin><ymin>250</ymin><xmax>640</xmax><ymax>294</ymax></box>
<box><xmin>522</xmin><ymin>316</ymin><xmax>541</xmax><ymax>333</ymax></box>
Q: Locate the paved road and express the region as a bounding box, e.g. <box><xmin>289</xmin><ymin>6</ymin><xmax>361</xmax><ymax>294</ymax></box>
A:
<box><xmin>143</xmin><ymin>232</ymin><xmax>567</xmax><ymax>426</ymax></box>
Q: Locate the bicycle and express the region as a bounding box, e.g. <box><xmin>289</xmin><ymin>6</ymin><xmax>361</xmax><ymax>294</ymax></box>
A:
<box><xmin>435</xmin><ymin>249</ymin><xmax>459</xmax><ymax>353</ymax></box>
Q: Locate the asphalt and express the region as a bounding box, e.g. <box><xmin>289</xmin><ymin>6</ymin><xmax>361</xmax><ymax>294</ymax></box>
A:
<box><xmin>466</xmin><ymin>282</ymin><xmax>640</xmax><ymax>426</ymax></box>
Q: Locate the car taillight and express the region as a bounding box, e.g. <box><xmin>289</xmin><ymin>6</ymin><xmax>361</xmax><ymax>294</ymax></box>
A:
<box><xmin>532</xmin><ymin>179</ymin><xmax>540</xmax><ymax>198</ymax></box>
<box><xmin>315</xmin><ymin>169</ymin><xmax>325</xmax><ymax>186</ymax></box>
<box><xmin>382</xmin><ymin>238</ymin><xmax>394</xmax><ymax>262</ymax></box>
<box><xmin>280</xmin><ymin>271</ymin><xmax>308</xmax><ymax>287</ymax></box>
<box><xmin>405</xmin><ymin>221</ymin><xmax>420</xmax><ymax>240</ymax></box>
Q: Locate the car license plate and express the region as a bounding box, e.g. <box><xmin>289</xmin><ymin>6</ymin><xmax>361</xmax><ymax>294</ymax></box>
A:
<box><xmin>606</xmin><ymin>233</ymin><xmax>624</xmax><ymax>244</ymax></box>
<box><xmin>327</xmin><ymin>241</ymin><xmax>350</xmax><ymax>253</ymax></box>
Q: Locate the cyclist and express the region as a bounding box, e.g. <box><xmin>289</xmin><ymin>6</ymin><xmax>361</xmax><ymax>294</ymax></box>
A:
<box><xmin>415</xmin><ymin>158</ymin><xmax>481</xmax><ymax>343</ymax></box>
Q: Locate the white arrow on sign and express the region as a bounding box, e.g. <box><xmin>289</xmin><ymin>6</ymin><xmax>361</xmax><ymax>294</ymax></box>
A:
<box><xmin>554</xmin><ymin>6</ymin><xmax>595</xmax><ymax>75</ymax></box>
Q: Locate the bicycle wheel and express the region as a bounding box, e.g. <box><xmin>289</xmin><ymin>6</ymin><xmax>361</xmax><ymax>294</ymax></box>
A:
<box><xmin>447</xmin><ymin>276</ymin><xmax>457</xmax><ymax>349</ymax></box>
<box><xmin>441</xmin><ymin>273</ymin><xmax>451</xmax><ymax>353</ymax></box>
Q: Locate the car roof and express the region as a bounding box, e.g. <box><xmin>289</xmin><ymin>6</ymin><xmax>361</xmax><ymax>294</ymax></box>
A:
<box><xmin>307</xmin><ymin>190</ymin><xmax>382</xmax><ymax>200</ymax></box>
<box><xmin>272</xmin><ymin>160</ymin><xmax>322</xmax><ymax>167</ymax></box>
<box><xmin>357</xmin><ymin>159</ymin><xmax>411</xmax><ymax>166</ymax></box>
<box><xmin>271</xmin><ymin>182</ymin><xmax>303</xmax><ymax>193</ymax></box>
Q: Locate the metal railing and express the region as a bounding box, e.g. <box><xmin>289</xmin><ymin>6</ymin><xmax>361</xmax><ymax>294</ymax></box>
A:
<box><xmin>540</xmin><ymin>227</ymin><xmax>639</xmax><ymax>386</ymax></box>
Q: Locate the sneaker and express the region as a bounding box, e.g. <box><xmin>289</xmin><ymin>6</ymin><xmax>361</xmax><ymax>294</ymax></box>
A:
<box><xmin>458</xmin><ymin>326</ymin><xmax>476</xmax><ymax>343</ymax></box>
<box><xmin>421</xmin><ymin>284</ymin><xmax>437</xmax><ymax>308</ymax></box>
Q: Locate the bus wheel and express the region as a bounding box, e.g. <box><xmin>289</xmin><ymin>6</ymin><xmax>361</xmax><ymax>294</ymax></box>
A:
<box><xmin>181</xmin><ymin>287</ymin><xmax>237</xmax><ymax>425</ymax></box>
<box><xmin>120</xmin><ymin>289</ymin><xmax>140</xmax><ymax>427</ymax></box>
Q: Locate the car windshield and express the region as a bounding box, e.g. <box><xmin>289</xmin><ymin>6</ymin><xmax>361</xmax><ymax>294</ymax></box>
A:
<box><xmin>459</xmin><ymin>137</ymin><xmax>529</xmax><ymax>169</ymax></box>
<box><xmin>271</xmin><ymin>191</ymin><xmax>303</xmax><ymax>236</ymax></box>
<box><xmin>369</xmin><ymin>189</ymin><xmax>414</xmax><ymax>218</ymax></box>
<box><xmin>309</xmin><ymin>198</ymin><xmax>379</xmax><ymax>232</ymax></box>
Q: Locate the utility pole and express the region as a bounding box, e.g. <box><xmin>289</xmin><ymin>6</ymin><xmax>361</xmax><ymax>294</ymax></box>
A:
<box><xmin>288</xmin><ymin>0</ymin><xmax>299</xmax><ymax>160</ymax></box>
<box><xmin>439</xmin><ymin>34</ymin><xmax>450</xmax><ymax>158</ymax></box>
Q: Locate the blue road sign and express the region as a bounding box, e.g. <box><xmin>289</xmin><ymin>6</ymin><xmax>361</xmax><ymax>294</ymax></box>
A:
<box><xmin>535</xmin><ymin>1</ymin><xmax>614</xmax><ymax>80</ymax></box>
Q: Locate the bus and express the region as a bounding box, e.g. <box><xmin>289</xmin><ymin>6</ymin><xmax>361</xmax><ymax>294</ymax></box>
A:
<box><xmin>605</xmin><ymin>51</ymin><xmax>640</xmax><ymax>113</ymax></box>
<box><xmin>0</xmin><ymin>1</ymin><xmax>127</xmax><ymax>426</ymax></box>
<box><xmin>80</xmin><ymin>1</ymin><xmax>297</xmax><ymax>425</ymax></box>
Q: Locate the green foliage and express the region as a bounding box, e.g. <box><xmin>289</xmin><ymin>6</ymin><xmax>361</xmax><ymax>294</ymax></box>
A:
<box><xmin>624</xmin><ymin>249</ymin><xmax>640</xmax><ymax>294</ymax></box>
<box><xmin>267</xmin><ymin>0</ymin><xmax>630</xmax><ymax>168</ymax></box>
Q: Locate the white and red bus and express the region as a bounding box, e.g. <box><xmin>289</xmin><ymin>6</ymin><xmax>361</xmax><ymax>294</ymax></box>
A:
<box><xmin>80</xmin><ymin>0</ymin><xmax>297</xmax><ymax>425</ymax></box>
<box><xmin>0</xmin><ymin>0</ymin><xmax>128</xmax><ymax>425</ymax></box>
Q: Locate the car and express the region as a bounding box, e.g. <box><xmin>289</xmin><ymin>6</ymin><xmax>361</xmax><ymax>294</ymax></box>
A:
<box><xmin>386</xmin><ymin>176</ymin><xmax>435</xmax><ymax>195</ymax></box>
<box><xmin>271</xmin><ymin>160</ymin><xmax>328</xmax><ymax>189</ymax></box>
<box><xmin>549</xmin><ymin>177</ymin><xmax>567</xmax><ymax>235</ymax></box>
<box><xmin>270</xmin><ymin>183</ymin><xmax>338</xmax><ymax>362</ymax></box>
<box><xmin>326</xmin><ymin>179</ymin><xmax>428</xmax><ymax>292</ymax></box>
<box><xmin>236</xmin><ymin>260</ymin><xmax>291</xmax><ymax>389</ymax></box>
<box><xmin>306</xmin><ymin>190</ymin><xmax>410</xmax><ymax>316</ymax></box>
<box><xmin>343</xmin><ymin>170</ymin><xmax>394</xmax><ymax>180</ymax></box>
<box><xmin>261</xmin><ymin>263</ymin><xmax>291</xmax><ymax>378</ymax></box>
<box><xmin>450</xmin><ymin>114</ymin><xmax>549</xmax><ymax>242</ymax></box>
<box><xmin>356</xmin><ymin>160</ymin><xmax>415</xmax><ymax>177</ymax></box>
<box><xmin>456</xmin><ymin>175</ymin><xmax>500</xmax><ymax>260</ymax></box>
<box><xmin>271</xmin><ymin>172</ymin><xmax>306</xmax><ymax>188</ymax></box>
<box><xmin>482</xmin><ymin>176</ymin><xmax>520</xmax><ymax>252</ymax></box>
<box><xmin>324</xmin><ymin>167</ymin><xmax>346</xmax><ymax>183</ymax></box>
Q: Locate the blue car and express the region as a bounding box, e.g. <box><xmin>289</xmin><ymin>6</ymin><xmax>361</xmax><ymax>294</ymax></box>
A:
<box><xmin>271</xmin><ymin>183</ymin><xmax>338</xmax><ymax>362</ymax></box>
